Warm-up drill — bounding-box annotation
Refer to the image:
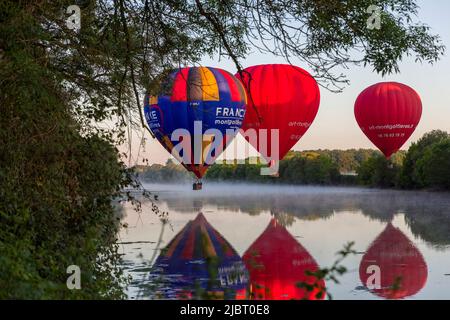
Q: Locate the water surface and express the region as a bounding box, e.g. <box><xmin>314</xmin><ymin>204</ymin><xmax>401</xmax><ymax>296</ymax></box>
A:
<box><xmin>118</xmin><ymin>183</ymin><xmax>450</xmax><ymax>300</ymax></box>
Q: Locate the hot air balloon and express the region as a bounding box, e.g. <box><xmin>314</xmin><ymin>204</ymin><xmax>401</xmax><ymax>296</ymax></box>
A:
<box><xmin>359</xmin><ymin>223</ymin><xmax>428</xmax><ymax>299</ymax></box>
<box><xmin>354</xmin><ymin>82</ymin><xmax>422</xmax><ymax>159</ymax></box>
<box><xmin>236</xmin><ymin>64</ymin><xmax>320</xmax><ymax>167</ymax></box>
<box><xmin>243</xmin><ymin>219</ymin><xmax>325</xmax><ymax>300</ymax></box>
<box><xmin>144</xmin><ymin>67</ymin><xmax>247</xmax><ymax>189</ymax></box>
<box><xmin>150</xmin><ymin>213</ymin><xmax>249</xmax><ymax>299</ymax></box>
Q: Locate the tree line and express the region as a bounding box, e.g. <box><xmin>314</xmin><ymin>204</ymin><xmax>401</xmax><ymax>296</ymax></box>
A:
<box><xmin>358</xmin><ymin>130</ymin><xmax>450</xmax><ymax>189</ymax></box>
<box><xmin>139</xmin><ymin>130</ymin><xmax>450</xmax><ymax>190</ymax></box>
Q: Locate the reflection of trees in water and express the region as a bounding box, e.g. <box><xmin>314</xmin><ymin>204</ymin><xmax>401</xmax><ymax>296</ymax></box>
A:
<box><xmin>162</xmin><ymin>194</ymin><xmax>345</xmax><ymax>219</ymax></box>
<box><xmin>358</xmin><ymin>192</ymin><xmax>450</xmax><ymax>248</ymax></box>
<box><xmin>405</xmin><ymin>210</ymin><xmax>450</xmax><ymax>249</ymax></box>
<box><xmin>145</xmin><ymin>189</ymin><xmax>450</xmax><ymax>247</ymax></box>
<box><xmin>270</xmin><ymin>210</ymin><xmax>296</xmax><ymax>227</ymax></box>
<box><xmin>357</xmin><ymin>192</ymin><xmax>449</xmax><ymax>222</ymax></box>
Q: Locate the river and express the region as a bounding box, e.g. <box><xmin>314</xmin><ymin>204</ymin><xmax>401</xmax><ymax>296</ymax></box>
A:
<box><xmin>118</xmin><ymin>183</ymin><xmax>450</xmax><ymax>300</ymax></box>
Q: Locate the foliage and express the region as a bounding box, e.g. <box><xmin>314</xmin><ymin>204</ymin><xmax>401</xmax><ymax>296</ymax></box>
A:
<box><xmin>398</xmin><ymin>130</ymin><xmax>450</xmax><ymax>189</ymax></box>
<box><xmin>297</xmin><ymin>242</ymin><xmax>357</xmax><ymax>300</ymax></box>
<box><xmin>415</xmin><ymin>139</ymin><xmax>450</xmax><ymax>189</ymax></box>
<box><xmin>186</xmin><ymin>0</ymin><xmax>445</xmax><ymax>91</ymax></box>
<box><xmin>0</xmin><ymin>109</ymin><xmax>130</xmax><ymax>298</ymax></box>
<box><xmin>139</xmin><ymin>149</ymin><xmax>392</xmax><ymax>185</ymax></box>
<box><xmin>203</xmin><ymin>153</ymin><xmax>342</xmax><ymax>185</ymax></box>
<box><xmin>136</xmin><ymin>159</ymin><xmax>192</xmax><ymax>182</ymax></box>
<box><xmin>293</xmin><ymin>149</ymin><xmax>379</xmax><ymax>173</ymax></box>
<box><xmin>143</xmin><ymin>132</ymin><xmax>450</xmax><ymax>191</ymax></box>
<box><xmin>357</xmin><ymin>154</ymin><xmax>401</xmax><ymax>187</ymax></box>
<box><xmin>356</xmin><ymin>130</ymin><xmax>450</xmax><ymax>190</ymax></box>
<box><xmin>0</xmin><ymin>0</ymin><xmax>137</xmax><ymax>298</ymax></box>
<box><xmin>280</xmin><ymin>152</ymin><xmax>341</xmax><ymax>184</ymax></box>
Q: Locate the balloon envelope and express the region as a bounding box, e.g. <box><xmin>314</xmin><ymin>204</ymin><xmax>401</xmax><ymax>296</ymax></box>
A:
<box><xmin>151</xmin><ymin>213</ymin><xmax>248</xmax><ymax>299</ymax></box>
<box><xmin>236</xmin><ymin>64</ymin><xmax>320</xmax><ymax>162</ymax></box>
<box><xmin>243</xmin><ymin>219</ymin><xmax>325</xmax><ymax>300</ymax></box>
<box><xmin>359</xmin><ymin>223</ymin><xmax>427</xmax><ymax>299</ymax></box>
<box><xmin>144</xmin><ymin>67</ymin><xmax>247</xmax><ymax>178</ymax></box>
<box><xmin>354</xmin><ymin>82</ymin><xmax>422</xmax><ymax>158</ymax></box>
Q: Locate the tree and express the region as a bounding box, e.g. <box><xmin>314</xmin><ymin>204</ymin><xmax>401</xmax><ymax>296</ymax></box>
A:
<box><xmin>357</xmin><ymin>154</ymin><xmax>400</xmax><ymax>187</ymax></box>
<box><xmin>415</xmin><ymin>139</ymin><xmax>450</xmax><ymax>190</ymax></box>
<box><xmin>190</xmin><ymin>0</ymin><xmax>444</xmax><ymax>91</ymax></box>
<box><xmin>398</xmin><ymin>130</ymin><xmax>450</xmax><ymax>188</ymax></box>
<box><xmin>282</xmin><ymin>156</ymin><xmax>306</xmax><ymax>183</ymax></box>
<box><xmin>303</xmin><ymin>155</ymin><xmax>340</xmax><ymax>184</ymax></box>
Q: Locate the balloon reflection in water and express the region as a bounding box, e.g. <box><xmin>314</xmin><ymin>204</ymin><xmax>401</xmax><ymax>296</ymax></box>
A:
<box><xmin>243</xmin><ymin>219</ymin><xmax>326</xmax><ymax>300</ymax></box>
<box><xmin>150</xmin><ymin>213</ymin><xmax>248</xmax><ymax>299</ymax></box>
<box><xmin>359</xmin><ymin>223</ymin><xmax>428</xmax><ymax>299</ymax></box>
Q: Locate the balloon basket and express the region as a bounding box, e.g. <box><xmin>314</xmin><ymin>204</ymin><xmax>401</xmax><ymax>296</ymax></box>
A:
<box><xmin>193</xmin><ymin>181</ymin><xmax>203</xmax><ymax>191</ymax></box>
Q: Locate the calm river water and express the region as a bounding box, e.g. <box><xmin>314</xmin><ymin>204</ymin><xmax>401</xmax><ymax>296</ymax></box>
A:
<box><xmin>118</xmin><ymin>183</ymin><xmax>450</xmax><ymax>300</ymax></box>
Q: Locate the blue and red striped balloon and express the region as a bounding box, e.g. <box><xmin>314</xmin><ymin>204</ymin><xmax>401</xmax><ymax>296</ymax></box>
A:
<box><xmin>144</xmin><ymin>67</ymin><xmax>247</xmax><ymax>178</ymax></box>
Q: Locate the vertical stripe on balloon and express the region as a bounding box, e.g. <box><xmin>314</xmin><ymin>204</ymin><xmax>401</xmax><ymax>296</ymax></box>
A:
<box><xmin>187</xmin><ymin>67</ymin><xmax>203</xmax><ymax>101</ymax></box>
<box><xmin>149</xmin><ymin>95</ymin><xmax>158</xmax><ymax>105</ymax></box>
<box><xmin>171</xmin><ymin>68</ymin><xmax>189</xmax><ymax>102</ymax></box>
<box><xmin>199</xmin><ymin>67</ymin><xmax>220</xmax><ymax>101</ymax></box>
<box><xmin>217</xmin><ymin>69</ymin><xmax>241</xmax><ymax>102</ymax></box>
<box><xmin>164</xmin><ymin>221</ymin><xmax>192</xmax><ymax>258</ymax></box>
<box><xmin>199</xmin><ymin>223</ymin><xmax>218</xmax><ymax>258</ymax></box>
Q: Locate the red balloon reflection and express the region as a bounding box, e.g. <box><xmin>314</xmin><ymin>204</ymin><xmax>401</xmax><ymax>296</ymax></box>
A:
<box><xmin>359</xmin><ymin>223</ymin><xmax>428</xmax><ymax>299</ymax></box>
<box><xmin>243</xmin><ymin>219</ymin><xmax>325</xmax><ymax>300</ymax></box>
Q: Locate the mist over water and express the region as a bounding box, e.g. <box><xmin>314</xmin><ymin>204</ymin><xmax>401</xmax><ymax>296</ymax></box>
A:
<box><xmin>119</xmin><ymin>183</ymin><xmax>450</xmax><ymax>300</ymax></box>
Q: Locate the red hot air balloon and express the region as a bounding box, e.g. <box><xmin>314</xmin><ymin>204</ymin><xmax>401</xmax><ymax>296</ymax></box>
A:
<box><xmin>354</xmin><ymin>82</ymin><xmax>422</xmax><ymax>158</ymax></box>
<box><xmin>359</xmin><ymin>223</ymin><xmax>428</xmax><ymax>299</ymax></box>
<box><xmin>236</xmin><ymin>64</ymin><xmax>320</xmax><ymax>163</ymax></box>
<box><xmin>243</xmin><ymin>219</ymin><xmax>325</xmax><ymax>300</ymax></box>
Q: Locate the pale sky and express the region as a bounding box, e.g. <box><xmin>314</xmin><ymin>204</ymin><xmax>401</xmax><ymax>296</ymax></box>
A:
<box><xmin>124</xmin><ymin>0</ymin><xmax>450</xmax><ymax>166</ymax></box>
